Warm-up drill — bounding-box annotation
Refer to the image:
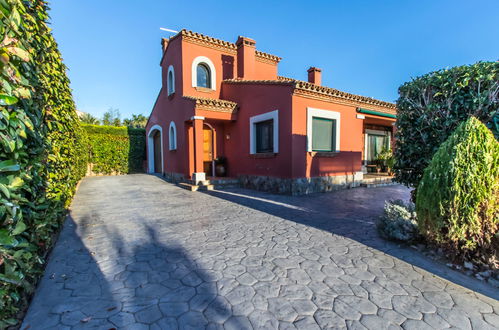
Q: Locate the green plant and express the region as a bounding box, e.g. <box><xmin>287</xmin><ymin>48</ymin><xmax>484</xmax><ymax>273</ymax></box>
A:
<box><xmin>395</xmin><ymin>61</ymin><xmax>499</xmax><ymax>189</ymax></box>
<box><xmin>378</xmin><ymin>200</ymin><xmax>419</xmax><ymax>242</ymax></box>
<box><xmin>0</xmin><ymin>0</ymin><xmax>87</xmax><ymax>326</ymax></box>
<box><xmin>416</xmin><ymin>117</ymin><xmax>499</xmax><ymax>261</ymax></box>
<box><xmin>83</xmin><ymin>124</ymin><xmax>146</xmax><ymax>174</ymax></box>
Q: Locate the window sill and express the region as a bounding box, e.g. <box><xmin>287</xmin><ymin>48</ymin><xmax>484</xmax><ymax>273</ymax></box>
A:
<box><xmin>249</xmin><ymin>153</ymin><xmax>277</xmax><ymax>159</ymax></box>
<box><xmin>195</xmin><ymin>87</ymin><xmax>215</xmax><ymax>93</ymax></box>
<box><xmin>167</xmin><ymin>92</ymin><xmax>175</xmax><ymax>100</ymax></box>
<box><xmin>309</xmin><ymin>151</ymin><xmax>339</xmax><ymax>158</ymax></box>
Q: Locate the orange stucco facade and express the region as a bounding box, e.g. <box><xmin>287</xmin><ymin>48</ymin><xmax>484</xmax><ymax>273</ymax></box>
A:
<box><xmin>146</xmin><ymin>30</ymin><xmax>396</xmax><ymax>194</ymax></box>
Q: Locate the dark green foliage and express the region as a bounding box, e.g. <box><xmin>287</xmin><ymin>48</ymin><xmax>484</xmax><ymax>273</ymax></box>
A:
<box><xmin>378</xmin><ymin>200</ymin><xmax>419</xmax><ymax>242</ymax></box>
<box><xmin>416</xmin><ymin>117</ymin><xmax>499</xmax><ymax>261</ymax></box>
<box><xmin>0</xmin><ymin>0</ymin><xmax>88</xmax><ymax>325</ymax></box>
<box><xmin>395</xmin><ymin>61</ymin><xmax>499</xmax><ymax>188</ymax></box>
<box><xmin>83</xmin><ymin>124</ymin><xmax>146</xmax><ymax>175</ymax></box>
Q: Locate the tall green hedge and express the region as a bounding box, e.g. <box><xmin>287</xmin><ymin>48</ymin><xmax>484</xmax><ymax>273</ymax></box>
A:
<box><xmin>83</xmin><ymin>124</ymin><xmax>146</xmax><ymax>175</ymax></box>
<box><xmin>0</xmin><ymin>0</ymin><xmax>87</xmax><ymax>326</ymax></box>
<box><xmin>416</xmin><ymin>117</ymin><xmax>499</xmax><ymax>260</ymax></box>
<box><xmin>395</xmin><ymin>61</ymin><xmax>499</xmax><ymax>189</ymax></box>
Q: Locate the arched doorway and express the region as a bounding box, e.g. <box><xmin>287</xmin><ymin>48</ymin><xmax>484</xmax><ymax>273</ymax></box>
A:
<box><xmin>153</xmin><ymin>131</ymin><xmax>162</xmax><ymax>173</ymax></box>
<box><xmin>147</xmin><ymin>125</ymin><xmax>163</xmax><ymax>174</ymax></box>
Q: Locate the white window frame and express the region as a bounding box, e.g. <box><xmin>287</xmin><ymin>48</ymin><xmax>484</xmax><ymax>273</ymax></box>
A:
<box><xmin>167</xmin><ymin>65</ymin><xmax>175</xmax><ymax>95</ymax></box>
<box><xmin>169</xmin><ymin>121</ymin><xmax>177</xmax><ymax>150</ymax></box>
<box><xmin>147</xmin><ymin>124</ymin><xmax>163</xmax><ymax>174</ymax></box>
<box><xmin>191</xmin><ymin>56</ymin><xmax>216</xmax><ymax>90</ymax></box>
<box><xmin>249</xmin><ymin>110</ymin><xmax>279</xmax><ymax>154</ymax></box>
<box><xmin>307</xmin><ymin>107</ymin><xmax>341</xmax><ymax>152</ymax></box>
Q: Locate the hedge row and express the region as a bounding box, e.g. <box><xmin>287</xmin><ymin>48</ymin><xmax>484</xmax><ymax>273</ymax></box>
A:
<box><xmin>395</xmin><ymin>61</ymin><xmax>499</xmax><ymax>189</ymax></box>
<box><xmin>83</xmin><ymin>124</ymin><xmax>146</xmax><ymax>175</ymax></box>
<box><xmin>0</xmin><ymin>0</ymin><xmax>88</xmax><ymax>326</ymax></box>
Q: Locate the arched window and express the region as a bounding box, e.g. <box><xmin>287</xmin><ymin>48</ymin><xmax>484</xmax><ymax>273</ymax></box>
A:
<box><xmin>167</xmin><ymin>65</ymin><xmax>175</xmax><ymax>95</ymax></box>
<box><xmin>169</xmin><ymin>121</ymin><xmax>177</xmax><ymax>150</ymax></box>
<box><xmin>196</xmin><ymin>63</ymin><xmax>211</xmax><ymax>88</ymax></box>
<box><xmin>191</xmin><ymin>56</ymin><xmax>216</xmax><ymax>90</ymax></box>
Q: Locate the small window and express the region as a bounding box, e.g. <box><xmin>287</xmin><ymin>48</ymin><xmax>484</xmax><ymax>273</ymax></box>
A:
<box><xmin>255</xmin><ymin>120</ymin><xmax>274</xmax><ymax>153</ymax></box>
<box><xmin>196</xmin><ymin>63</ymin><xmax>211</xmax><ymax>88</ymax></box>
<box><xmin>168</xmin><ymin>70</ymin><xmax>174</xmax><ymax>95</ymax></box>
<box><xmin>169</xmin><ymin>121</ymin><xmax>177</xmax><ymax>150</ymax></box>
<box><xmin>312</xmin><ymin>117</ymin><xmax>336</xmax><ymax>152</ymax></box>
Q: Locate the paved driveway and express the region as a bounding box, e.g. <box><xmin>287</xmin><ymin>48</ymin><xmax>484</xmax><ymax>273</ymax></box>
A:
<box><xmin>23</xmin><ymin>174</ymin><xmax>498</xmax><ymax>329</ymax></box>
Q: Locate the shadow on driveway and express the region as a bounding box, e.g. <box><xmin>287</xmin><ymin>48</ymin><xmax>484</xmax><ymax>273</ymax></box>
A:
<box><xmin>203</xmin><ymin>186</ymin><xmax>498</xmax><ymax>301</ymax></box>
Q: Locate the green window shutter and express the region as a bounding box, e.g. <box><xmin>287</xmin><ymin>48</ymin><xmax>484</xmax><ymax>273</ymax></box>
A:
<box><xmin>312</xmin><ymin>117</ymin><xmax>335</xmax><ymax>152</ymax></box>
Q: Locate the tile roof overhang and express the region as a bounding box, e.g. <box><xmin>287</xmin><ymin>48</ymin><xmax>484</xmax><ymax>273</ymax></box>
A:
<box><xmin>170</xmin><ymin>30</ymin><xmax>282</xmax><ymax>65</ymax></box>
<box><xmin>183</xmin><ymin>96</ymin><xmax>239</xmax><ymax>121</ymax></box>
<box><xmin>223</xmin><ymin>77</ymin><xmax>396</xmax><ymax>115</ymax></box>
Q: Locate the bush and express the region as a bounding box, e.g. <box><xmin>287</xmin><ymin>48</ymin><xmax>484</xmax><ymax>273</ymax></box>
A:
<box><xmin>416</xmin><ymin>117</ymin><xmax>499</xmax><ymax>261</ymax></box>
<box><xmin>83</xmin><ymin>124</ymin><xmax>146</xmax><ymax>174</ymax></box>
<box><xmin>395</xmin><ymin>62</ymin><xmax>499</xmax><ymax>189</ymax></box>
<box><xmin>378</xmin><ymin>200</ymin><xmax>419</xmax><ymax>242</ymax></box>
<box><xmin>0</xmin><ymin>1</ymin><xmax>87</xmax><ymax>326</ymax></box>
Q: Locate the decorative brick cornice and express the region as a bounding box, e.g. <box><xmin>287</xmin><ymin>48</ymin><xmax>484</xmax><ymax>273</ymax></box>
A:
<box><xmin>287</xmin><ymin>76</ymin><xmax>396</xmax><ymax>113</ymax></box>
<box><xmin>224</xmin><ymin>77</ymin><xmax>396</xmax><ymax>114</ymax></box>
<box><xmin>172</xmin><ymin>30</ymin><xmax>281</xmax><ymax>63</ymax></box>
<box><xmin>183</xmin><ymin>95</ymin><xmax>238</xmax><ymax>113</ymax></box>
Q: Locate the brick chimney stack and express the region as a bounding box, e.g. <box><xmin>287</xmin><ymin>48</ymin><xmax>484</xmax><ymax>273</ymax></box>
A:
<box><xmin>236</xmin><ymin>36</ymin><xmax>256</xmax><ymax>79</ymax></box>
<box><xmin>307</xmin><ymin>67</ymin><xmax>322</xmax><ymax>85</ymax></box>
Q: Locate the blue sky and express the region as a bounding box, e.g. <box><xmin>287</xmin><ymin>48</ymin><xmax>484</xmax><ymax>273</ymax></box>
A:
<box><xmin>50</xmin><ymin>0</ymin><xmax>499</xmax><ymax>119</ymax></box>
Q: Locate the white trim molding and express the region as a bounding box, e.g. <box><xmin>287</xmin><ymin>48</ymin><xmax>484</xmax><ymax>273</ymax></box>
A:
<box><xmin>191</xmin><ymin>56</ymin><xmax>216</xmax><ymax>91</ymax></box>
<box><xmin>168</xmin><ymin>121</ymin><xmax>177</xmax><ymax>150</ymax></box>
<box><xmin>167</xmin><ymin>65</ymin><xmax>175</xmax><ymax>95</ymax></box>
<box><xmin>249</xmin><ymin>110</ymin><xmax>279</xmax><ymax>154</ymax></box>
<box><xmin>307</xmin><ymin>107</ymin><xmax>341</xmax><ymax>152</ymax></box>
<box><xmin>147</xmin><ymin>124</ymin><xmax>164</xmax><ymax>174</ymax></box>
<box><xmin>190</xmin><ymin>116</ymin><xmax>205</xmax><ymax>121</ymax></box>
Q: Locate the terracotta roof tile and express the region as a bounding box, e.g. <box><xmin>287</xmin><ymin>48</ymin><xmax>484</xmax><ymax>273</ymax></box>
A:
<box><xmin>223</xmin><ymin>77</ymin><xmax>396</xmax><ymax>114</ymax></box>
<box><xmin>183</xmin><ymin>95</ymin><xmax>238</xmax><ymax>113</ymax></box>
<box><xmin>173</xmin><ymin>30</ymin><xmax>281</xmax><ymax>63</ymax></box>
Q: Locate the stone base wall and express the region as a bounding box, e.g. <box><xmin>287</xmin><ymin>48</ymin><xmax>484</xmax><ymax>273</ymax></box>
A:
<box><xmin>238</xmin><ymin>172</ymin><xmax>364</xmax><ymax>195</ymax></box>
<box><xmin>163</xmin><ymin>172</ymin><xmax>185</xmax><ymax>183</ymax></box>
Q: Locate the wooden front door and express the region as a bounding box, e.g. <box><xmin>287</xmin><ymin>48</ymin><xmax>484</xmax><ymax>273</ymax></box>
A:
<box><xmin>153</xmin><ymin>130</ymin><xmax>162</xmax><ymax>173</ymax></box>
<box><xmin>203</xmin><ymin>127</ymin><xmax>213</xmax><ymax>175</ymax></box>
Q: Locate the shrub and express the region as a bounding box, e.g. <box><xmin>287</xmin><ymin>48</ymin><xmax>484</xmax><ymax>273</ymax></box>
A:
<box><xmin>83</xmin><ymin>124</ymin><xmax>146</xmax><ymax>174</ymax></box>
<box><xmin>0</xmin><ymin>0</ymin><xmax>87</xmax><ymax>326</ymax></box>
<box><xmin>378</xmin><ymin>200</ymin><xmax>419</xmax><ymax>242</ymax></box>
<box><xmin>395</xmin><ymin>62</ymin><xmax>499</xmax><ymax>189</ymax></box>
<box><xmin>416</xmin><ymin>117</ymin><xmax>499</xmax><ymax>261</ymax></box>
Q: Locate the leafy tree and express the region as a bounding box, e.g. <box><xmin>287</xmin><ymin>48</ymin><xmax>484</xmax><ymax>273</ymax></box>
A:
<box><xmin>416</xmin><ymin>117</ymin><xmax>499</xmax><ymax>262</ymax></box>
<box><xmin>102</xmin><ymin>107</ymin><xmax>121</xmax><ymax>126</ymax></box>
<box><xmin>395</xmin><ymin>62</ymin><xmax>499</xmax><ymax>190</ymax></box>
<box><xmin>124</xmin><ymin>114</ymin><xmax>147</xmax><ymax>128</ymax></box>
<box><xmin>79</xmin><ymin>112</ymin><xmax>99</xmax><ymax>125</ymax></box>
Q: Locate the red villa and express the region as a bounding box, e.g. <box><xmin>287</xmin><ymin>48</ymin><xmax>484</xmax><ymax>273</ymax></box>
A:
<box><xmin>146</xmin><ymin>30</ymin><xmax>396</xmax><ymax>194</ymax></box>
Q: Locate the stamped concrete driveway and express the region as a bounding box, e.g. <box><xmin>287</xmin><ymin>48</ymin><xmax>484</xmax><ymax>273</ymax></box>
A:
<box><xmin>23</xmin><ymin>174</ymin><xmax>498</xmax><ymax>329</ymax></box>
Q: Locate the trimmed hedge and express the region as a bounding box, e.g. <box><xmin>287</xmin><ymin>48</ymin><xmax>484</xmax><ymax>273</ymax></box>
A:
<box><xmin>1</xmin><ymin>0</ymin><xmax>87</xmax><ymax>326</ymax></box>
<box><xmin>416</xmin><ymin>117</ymin><xmax>499</xmax><ymax>261</ymax></box>
<box><xmin>83</xmin><ymin>124</ymin><xmax>146</xmax><ymax>175</ymax></box>
<box><xmin>395</xmin><ymin>61</ymin><xmax>499</xmax><ymax>189</ymax></box>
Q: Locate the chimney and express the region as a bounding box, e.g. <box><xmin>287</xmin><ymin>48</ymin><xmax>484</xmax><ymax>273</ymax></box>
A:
<box><xmin>307</xmin><ymin>67</ymin><xmax>322</xmax><ymax>85</ymax></box>
<box><xmin>161</xmin><ymin>38</ymin><xmax>169</xmax><ymax>53</ymax></box>
<box><xmin>236</xmin><ymin>36</ymin><xmax>256</xmax><ymax>79</ymax></box>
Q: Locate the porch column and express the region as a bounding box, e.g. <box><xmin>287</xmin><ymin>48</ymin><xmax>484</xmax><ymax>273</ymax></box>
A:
<box><xmin>191</xmin><ymin>116</ymin><xmax>206</xmax><ymax>183</ymax></box>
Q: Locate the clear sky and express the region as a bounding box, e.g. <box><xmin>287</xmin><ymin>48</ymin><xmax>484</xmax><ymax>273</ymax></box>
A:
<box><xmin>50</xmin><ymin>0</ymin><xmax>499</xmax><ymax>119</ymax></box>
